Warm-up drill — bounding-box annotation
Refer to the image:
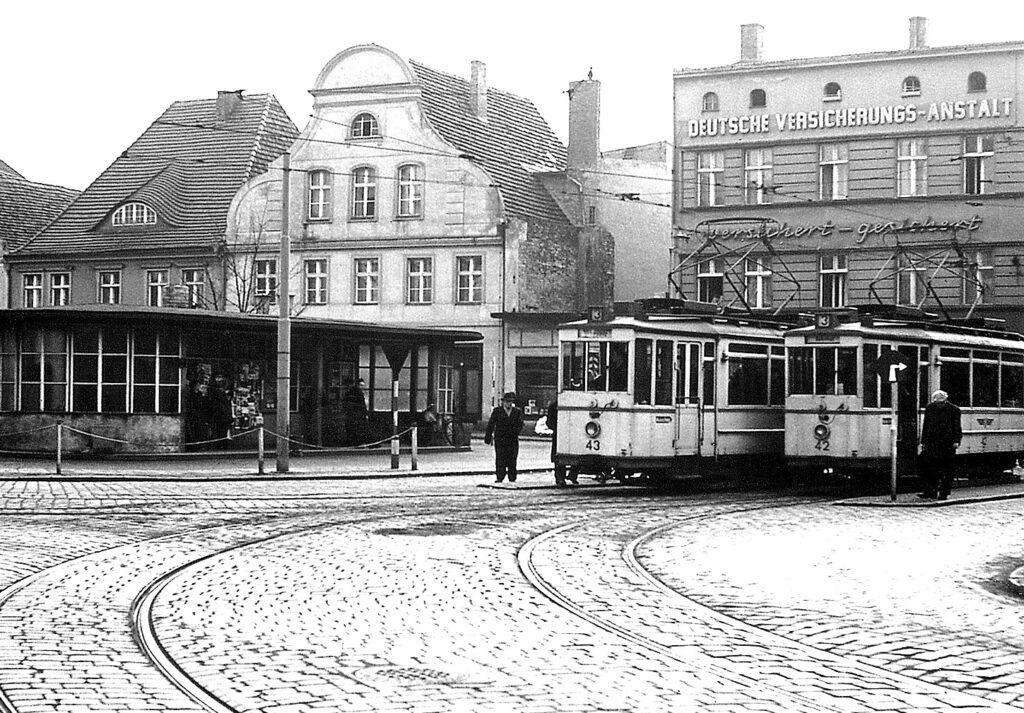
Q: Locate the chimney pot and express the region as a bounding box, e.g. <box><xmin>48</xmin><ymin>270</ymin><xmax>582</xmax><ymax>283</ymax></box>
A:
<box><xmin>568</xmin><ymin>75</ymin><xmax>601</xmax><ymax>169</ymax></box>
<box><xmin>740</xmin><ymin>24</ymin><xmax>764</xmax><ymax>63</ymax></box>
<box><xmin>470</xmin><ymin>61</ymin><xmax>487</xmax><ymax>121</ymax></box>
<box><xmin>909</xmin><ymin>16</ymin><xmax>928</xmax><ymax>50</ymax></box>
<box><xmin>216</xmin><ymin>90</ymin><xmax>244</xmax><ymax>121</ymax></box>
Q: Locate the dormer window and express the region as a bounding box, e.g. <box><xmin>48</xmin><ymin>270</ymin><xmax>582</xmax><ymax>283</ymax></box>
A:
<box><xmin>111</xmin><ymin>202</ymin><xmax>156</xmax><ymax>226</ymax></box>
<box><xmin>351</xmin><ymin>112</ymin><xmax>381</xmax><ymax>138</ymax></box>
<box><xmin>823</xmin><ymin>82</ymin><xmax>842</xmax><ymax>101</ymax></box>
<box><xmin>749</xmin><ymin>89</ymin><xmax>767</xmax><ymax>108</ymax></box>
<box><xmin>902</xmin><ymin>76</ymin><xmax>921</xmax><ymax>96</ymax></box>
<box><xmin>968</xmin><ymin>71</ymin><xmax>987</xmax><ymax>92</ymax></box>
<box><xmin>702</xmin><ymin>92</ymin><xmax>719</xmax><ymax>112</ymax></box>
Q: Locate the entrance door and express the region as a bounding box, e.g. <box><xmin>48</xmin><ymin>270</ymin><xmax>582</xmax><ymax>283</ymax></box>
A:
<box><xmin>674</xmin><ymin>342</ymin><xmax>703</xmax><ymax>457</ymax></box>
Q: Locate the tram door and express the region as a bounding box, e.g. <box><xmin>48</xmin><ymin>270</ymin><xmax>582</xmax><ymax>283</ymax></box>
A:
<box><xmin>895</xmin><ymin>344</ymin><xmax>920</xmax><ymax>468</ymax></box>
<box><xmin>674</xmin><ymin>342</ymin><xmax>704</xmax><ymax>456</ymax></box>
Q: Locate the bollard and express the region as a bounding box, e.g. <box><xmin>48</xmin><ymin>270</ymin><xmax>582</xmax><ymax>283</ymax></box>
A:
<box><xmin>55</xmin><ymin>422</ymin><xmax>63</xmax><ymax>475</ymax></box>
<box><xmin>391</xmin><ymin>433</ymin><xmax>400</xmax><ymax>470</ymax></box>
<box><xmin>411</xmin><ymin>425</ymin><xmax>418</xmax><ymax>471</ymax></box>
<box><xmin>257</xmin><ymin>425</ymin><xmax>265</xmax><ymax>475</ymax></box>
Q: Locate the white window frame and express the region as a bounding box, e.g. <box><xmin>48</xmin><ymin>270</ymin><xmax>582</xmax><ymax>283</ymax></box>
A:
<box><xmin>902</xmin><ymin>76</ymin><xmax>921</xmax><ymax>96</ymax></box>
<box><xmin>254</xmin><ymin>259</ymin><xmax>278</xmax><ymax>304</ymax></box>
<box><xmin>819</xmin><ymin>144</ymin><xmax>849</xmax><ymax>200</ymax></box>
<box><xmin>308</xmin><ymin>169</ymin><xmax>332</xmax><ymax>220</ymax></box>
<box><xmin>98</xmin><ymin>270</ymin><xmax>121</xmax><ymax>305</ymax></box>
<box><xmin>456</xmin><ymin>256</ymin><xmax>483</xmax><ymax>304</ymax></box>
<box><xmin>181</xmin><ymin>268</ymin><xmax>204</xmax><ymax>308</ymax></box>
<box><xmin>23</xmin><ymin>273</ymin><xmax>43</xmax><ymax>308</ymax></box>
<box><xmin>304</xmin><ymin>259</ymin><xmax>328</xmax><ymax>305</ymax></box>
<box><xmin>354</xmin><ymin>257</ymin><xmax>379</xmax><ymax>304</ymax></box>
<box><xmin>111</xmin><ymin>202</ymin><xmax>157</xmax><ymax>226</ymax></box>
<box><xmin>897</xmin><ymin>138</ymin><xmax>928</xmax><ymax>197</ymax></box>
<box><xmin>352</xmin><ymin>166</ymin><xmax>377</xmax><ymax>219</ymax></box>
<box><xmin>697</xmin><ymin>151</ymin><xmax>724</xmax><ymax>207</ymax></box>
<box><xmin>351</xmin><ymin>112</ymin><xmax>380</xmax><ymax>139</ymax></box>
<box><xmin>397</xmin><ymin>164</ymin><xmax>424</xmax><ymax>218</ymax></box>
<box><xmin>146</xmin><ymin>269</ymin><xmax>168</xmax><ymax>307</ymax></box>
<box><xmin>696</xmin><ymin>258</ymin><xmax>724</xmax><ymax>303</ymax></box>
<box><xmin>701</xmin><ymin>92</ymin><xmax>719</xmax><ymax>112</ymax></box>
<box><xmin>743</xmin><ymin>256</ymin><xmax>772</xmax><ymax>309</ymax></box>
<box><xmin>49</xmin><ymin>272</ymin><xmax>71</xmax><ymax>306</ymax></box>
<box><xmin>896</xmin><ymin>254</ymin><xmax>926</xmax><ymax>306</ymax></box>
<box><xmin>744</xmin><ymin>147</ymin><xmax>772</xmax><ymax>205</ymax></box>
<box><xmin>406</xmin><ymin>257</ymin><xmax>434</xmax><ymax>305</ymax></box>
<box><xmin>819</xmin><ymin>254</ymin><xmax>848</xmax><ymax>308</ymax></box>
<box><xmin>963</xmin><ymin>135</ymin><xmax>994</xmax><ymax>195</ymax></box>
<box><xmin>963</xmin><ymin>250</ymin><xmax>993</xmax><ymax>305</ymax></box>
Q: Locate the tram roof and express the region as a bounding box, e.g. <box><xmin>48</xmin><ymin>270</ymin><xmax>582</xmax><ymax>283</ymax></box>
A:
<box><xmin>559</xmin><ymin>313</ymin><xmax>789</xmax><ymax>340</ymax></box>
<box><xmin>786</xmin><ymin>319</ymin><xmax>1024</xmax><ymax>350</ymax></box>
<box><xmin>0</xmin><ymin>305</ymin><xmax>483</xmax><ymax>344</ymax></box>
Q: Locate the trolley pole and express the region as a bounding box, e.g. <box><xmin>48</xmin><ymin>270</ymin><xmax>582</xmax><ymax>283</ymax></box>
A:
<box><xmin>276</xmin><ymin>153</ymin><xmax>291</xmax><ymax>473</ymax></box>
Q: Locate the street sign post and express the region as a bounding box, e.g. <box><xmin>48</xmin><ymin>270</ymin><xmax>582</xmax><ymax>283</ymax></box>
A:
<box><xmin>873</xmin><ymin>349</ymin><xmax>911</xmax><ymax>501</ymax></box>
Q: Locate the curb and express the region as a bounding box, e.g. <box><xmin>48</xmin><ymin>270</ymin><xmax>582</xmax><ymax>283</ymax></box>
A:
<box><xmin>0</xmin><ymin>467</ymin><xmax>555</xmax><ymax>483</ymax></box>
<box><xmin>834</xmin><ymin>490</ymin><xmax>1024</xmax><ymax>507</ymax></box>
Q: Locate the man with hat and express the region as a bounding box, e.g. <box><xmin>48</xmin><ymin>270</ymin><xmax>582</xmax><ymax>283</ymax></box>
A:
<box><xmin>484</xmin><ymin>391</ymin><xmax>525</xmax><ymax>483</ymax></box>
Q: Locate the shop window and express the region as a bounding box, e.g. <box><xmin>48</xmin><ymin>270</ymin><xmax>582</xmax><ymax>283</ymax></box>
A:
<box><xmin>132</xmin><ymin>329</ymin><xmax>180</xmax><ymax>414</ymax></box>
<box><xmin>20</xmin><ymin>329</ymin><xmax>67</xmax><ymax>412</ymax></box>
<box><xmin>0</xmin><ymin>330</ymin><xmax>16</xmax><ymax>411</ymax></box>
<box><xmin>516</xmin><ymin>356</ymin><xmax>558</xmax><ymax>416</ymax></box>
<box><xmin>72</xmin><ymin>327</ymin><xmax>128</xmax><ymax>413</ymax></box>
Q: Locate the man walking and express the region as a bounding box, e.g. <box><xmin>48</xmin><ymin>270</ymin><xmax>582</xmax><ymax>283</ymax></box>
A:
<box><xmin>919</xmin><ymin>389</ymin><xmax>963</xmax><ymax>500</ymax></box>
<box><xmin>484</xmin><ymin>391</ymin><xmax>524</xmax><ymax>484</ymax></box>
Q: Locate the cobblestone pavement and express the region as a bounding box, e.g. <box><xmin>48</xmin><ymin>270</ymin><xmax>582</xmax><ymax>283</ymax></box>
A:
<box><xmin>0</xmin><ymin>474</ymin><xmax>1021</xmax><ymax>712</ymax></box>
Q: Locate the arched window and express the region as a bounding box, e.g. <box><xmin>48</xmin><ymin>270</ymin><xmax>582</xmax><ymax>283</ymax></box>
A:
<box><xmin>307</xmin><ymin>169</ymin><xmax>332</xmax><ymax>220</ymax></box>
<box><xmin>111</xmin><ymin>202</ymin><xmax>157</xmax><ymax>226</ymax></box>
<box><xmin>396</xmin><ymin>164</ymin><xmax>424</xmax><ymax>218</ymax></box>
<box><xmin>350</xmin><ymin>112</ymin><xmax>380</xmax><ymax>138</ymax></box>
<box><xmin>702</xmin><ymin>92</ymin><xmax>719</xmax><ymax>112</ymax></box>
<box><xmin>902</xmin><ymin>76</ymin><xmax>921</xmax><ymax>96</ymax></box>
<box><xmin>351</xmin><ymin>166</ymin><xmax>377</xmax><ymax>219</ymax></box>
<box><xmin>749</xmin><ymin>89</ymin><xmax>766</xmax><ymax>108</ymax></box>
<box><xmin>968</xmin><ymin>71</ymin><xmax>987</xmax><ymax>92</ymax></box>
<box><xmin>823</xmin><ymin>82</ymin><xmax>842</xmax><ymax>101</ymax></box>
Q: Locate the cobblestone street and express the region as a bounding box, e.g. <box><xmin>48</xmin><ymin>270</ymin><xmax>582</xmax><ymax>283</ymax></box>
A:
<box><xmin>0</xmin><ymin>451</ymin><xmax>1022</xmax><ymax>712</ymax></box>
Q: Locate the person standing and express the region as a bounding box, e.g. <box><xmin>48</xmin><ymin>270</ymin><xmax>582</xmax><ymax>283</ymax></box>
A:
<box><xmin>919</xmin><ymin>389</ymin><xmax>962</xmax><ymax>500</ymax></box>
<box><xmin>342</xmin><ymin>377</ymin><xmax>370</xmax><ymax>446</ymax></box>
<box><xmin>546</xmin><ymin>399</ymin><xmax>576</xmax><ymax>486</ymax></box>
<box><xmin>484</xmin><ymin>391</ymin><xmax>524</xmax><ymax>483</ymax></box>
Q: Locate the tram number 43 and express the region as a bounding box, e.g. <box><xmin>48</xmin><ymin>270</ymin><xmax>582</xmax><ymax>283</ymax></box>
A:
<box><xmin>585</xmin><ymin>439</ymin><xmax>601</xmax><ymax>451</ymax></box>
<box><xmin>814</xmin><ymin>439</ymin><xmax>830</xmax><ymax>451</ymax></box>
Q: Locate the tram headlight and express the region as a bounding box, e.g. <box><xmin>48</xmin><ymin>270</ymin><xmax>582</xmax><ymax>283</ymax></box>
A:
<box><xmin>585</xmin><ymin>421</ymin><xmax>601</xmax><ymax>438</ymax></box>
<box><xmin>813</xmin><ymin>423</ymin><xmax>831</xmax><ymax>441</ymax></box>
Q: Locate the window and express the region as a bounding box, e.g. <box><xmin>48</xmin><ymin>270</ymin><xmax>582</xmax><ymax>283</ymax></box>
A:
<box><xmin>697</xmin><ymin>258</ymin><xmax>724</xmax><ymax>303</ymax></box>
<box><xmin>744</xmin><ymin>256</ymin><xmax>772</xmax><ymax>309</ymax></box>
<box><xmin>254</xmin><ymin>259</ymin><xmax>278</xmax><ymax>306</ymax></box>
<box><xmin>308</xmin><ymin>169</ymin><xmax>332</xmax><ymax>220</ymax></box>
<box><xmin>744</xmin><ymin>147</ymin><xmax>772</xmax><ymax>205</ymax></box>
<box><xmin>963</xmin><ymin>250</ymin><xmax>993</xmax><ymax>304</ymax></box>
<box><xmin>351</xmin><ymin>112</ymin><xmax>380</xmax><ymax>138</ymax></box>
<box><xmin>111</xmin><ymin>202</ymin><xmax>156</xmax><ymax>226</ymax></box>
<box><xmin>634</xmin><ymin>339</ymin><xmax>652</xmax><ymax>404</ymax></box>
<box><xmin>897</xmin><ymin>138</ymin><xmax>927</xmax><ymax>197</ymax></box>
<box><xmin>21</xmin><ymin>329</ymin><xmax>68</xmax><ymax>412</ymax></box>
<box><xmin>675</xmin><ymin>342</ymin><xmax>702</xmax><ymax>406</ymax></box>
<box><xmin>788</xmin><ymin>346</ymin><xmax>858</xmax><ymax>396</ymax></box>
<box><xmin>1001</xmin><ymin>353</ymin><xmax>1024</xmax><ymax>408</ymax></box>
<box><xmin>823</xmin><ymin>82</ymin><xmax>842</xmax><ymax>101</ymax></box>
<box><xmin>561</xmin><ymin>341</ymin><xmax>628</xmax><ymax>393</ymax></box>
<box><xmin>819</xmin><ymin>144</ymin><xmax>849</xmax><ymax>200</ymax></box>
<box><xmin>146</xmin><ymin>270</ymin><xmax>168</xmax><ymax>307</ymax></box>
<box><xmin>181</xmin><ymin>268</ymin><xmax>204</xmax><ymax>308</ymax></box>
<box><xmin>407</xmin><ymin>257</ymin><xmax>433</xmax><ymax>304</ymax></box>
<box><xmin>726</xmin><ymin>342</ymin><xmax>785</xmax><ymax>406</ymax></box>
<box><xmin>749</xmin><ymin>88</ymin><xmax>766</xmax><ymax>108</ymax></box>
<box><xmin>896</xmin><ymin>254</ymin><xmax>926</xmax><ymax>306</ymax></box>
<box><xmin>968</xmin><ymin>71</ymin><xmax>987</xmax><ymax>92</ymax></box>
<box><xmin>354</xmin><ymin>257</ymin><xmax>379</xmax><ymax>304</ymax></box>
<box><xmin>702</xmin><ymin>92</ymin><xmax>719</xmax><ymax>112</ymax></box>
<box><xmin>23</xmin><ymin>273</ymin><xmax>42</xmax><ymax>308</ymax></box>
<box><xmin>304</xmin><ymin>259</ymin><xmax>328</xmax><ymax>304</ymax></box>
<box><xmin>901</xmin><ymin>76</ymin><xmax>921</xmax><ymax>96</ymax></box>
<box><xmin>49</xmin><ymin>272</ymin><xmax>71</xmax><ymax>306</ymax></box>
<box><xmin>352</xmin><ymin>166</ymin><xmax>377</xmax><ymax>219</ymax></box>
<box><xmin>456</xmin><ymin>256</ymin><xmax>483</xmax><ymax>304</ymax></box>
<box><xmin>71</xmin><ymin>327</ymin><xmax>128</xmax><ymax>412</ymax></box>
<box><xmin>397</xmin><ymin>164</ymin><xmax>424</xmax><ymax>218</ymax></box>
<box><xmin>697</xmin><ymin>151</ymin><xmax>724</xmax><ymax>207</ymax></box>
<box><xmin>587</xmin><ymin>205</ymin><xmax>599</xmax><ymax>225</ymax></box>
<box><xmin>819</xmin><ymin>253</ymin><xmax>848</xmax><ymax>308</ymax></box>
<box><xmin>963</xmin><ymin>135</ymin><xmax>994</xmax><ymax>195</ymax></box>
<box><xmin>133</xmin><ymin>329</ymin><xmax>180</xmax><ymax>414</ymax></box>
<box><xmin>98</xmin><ymin>270</ymin><xmax>121</xmax><ymax>305</ymax></box>
<box><xmin>0</xmin><ymin>330</ymin><xmax>15</xmax><ymax>411</ymax></box>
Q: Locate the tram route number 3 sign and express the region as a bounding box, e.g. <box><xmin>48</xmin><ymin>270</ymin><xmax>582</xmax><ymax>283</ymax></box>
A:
<box><xmin>873</xmin><ymin>349</ymin><xmax>912</xmax><ymax>383</ymax></box>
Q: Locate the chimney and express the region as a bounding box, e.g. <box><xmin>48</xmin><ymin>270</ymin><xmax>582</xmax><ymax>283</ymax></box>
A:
<box><xmin>740</xmin><ymin>24</ymin><xmax>764</xmax><ymax>63</ymax></box>
<box><xmin>909</xmin><ymin>16</ymin><xmax>928</xmax><ymax>50</ymax></box>
<box><xmin>470</xmin><ymin>61</ymin><xmax>487</xmax><ymax>121</ymax></box>
<box><xmin>216</xmin><ymin>90</ymin><xmax>244</xmax><ymax>121</ymax></box>
<box><xmin>568</xmin><ymin>72</ymin><xmax>601</xmax><ymax>169</ymax></box>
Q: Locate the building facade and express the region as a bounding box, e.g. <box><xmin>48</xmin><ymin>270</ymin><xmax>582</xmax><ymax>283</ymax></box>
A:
<box><xmin>672</xmin><ymin>19</ymin><xmax>1024</xmax><ymax>331</ymax></box>
<box><xmin>226</xmin><ymin>45</ymin><xmax>613</xmax><ymax>422</ymax></box>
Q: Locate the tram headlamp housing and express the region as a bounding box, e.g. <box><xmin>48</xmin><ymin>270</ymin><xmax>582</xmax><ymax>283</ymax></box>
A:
<box><xmin>813</xmin><ymin>423</ymin><xmax>831</xmax><ymax>441</ymax></box>
<box><xmin>585</xmin><ymin>421</ymin><xmax>601</xmax><ymax>438</ymax></box>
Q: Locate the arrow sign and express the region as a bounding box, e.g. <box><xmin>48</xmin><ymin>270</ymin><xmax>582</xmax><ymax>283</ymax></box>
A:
<box><xmin>873</xmin><ymin>348</ymin><xmax>912</xmax><ymax>382</ymax></box>
<box><xmin>888</xmin><ymin>362</ymin><xmax>907</xmax><ymax>383</ymax></box>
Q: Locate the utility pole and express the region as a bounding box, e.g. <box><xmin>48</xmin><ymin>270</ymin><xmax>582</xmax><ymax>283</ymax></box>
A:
<box><xmin>276</xmin><ymin>153</ymin><xmax>291</xmax><ymax>472</ymax></box>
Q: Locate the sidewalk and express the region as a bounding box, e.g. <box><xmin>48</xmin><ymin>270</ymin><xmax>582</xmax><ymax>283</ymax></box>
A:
<box><xmin>835</xmin><ymin>476</ymin><xmax>1024</xmax><ymax>507</ymax></box>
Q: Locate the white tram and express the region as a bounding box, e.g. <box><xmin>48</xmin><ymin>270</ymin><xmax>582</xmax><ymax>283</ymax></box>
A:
<box><xmin>784</xmin><ymin>306</ymin><xmax>1024</xmax><ymax>481</ymax></box>
<box><xmin>555</xmin><ymin>299</ymin><xmax>789</xmax><ymax>483</ymax></box>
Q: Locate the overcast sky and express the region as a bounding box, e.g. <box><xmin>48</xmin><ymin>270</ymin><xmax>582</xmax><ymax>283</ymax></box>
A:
<box><xmin>3</xmin><ymin>1</ymin><xmax>1023</xmax><ymax>190</ymax></box>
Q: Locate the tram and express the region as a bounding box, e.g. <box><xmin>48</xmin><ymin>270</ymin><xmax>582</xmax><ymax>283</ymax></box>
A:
<box><xmin>784</xmin><ymin>305</ymin><xmax>1024</xmax><ymax>481</ymax></box>
<box><xmin>554</xmin><ymin>298</ymin><xmax>790</xmax><ymax>483</ymax></box>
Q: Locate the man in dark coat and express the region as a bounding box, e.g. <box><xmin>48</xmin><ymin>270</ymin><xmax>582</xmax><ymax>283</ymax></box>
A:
<box><xmin>919</xmin><ymin>389</ymin><xmax>963</xmax><ymax>500</ymax></box>
<box><xmin>484</xmin><ymin>391</ymin><xmax>524</xmax><ymax>483</ymax></box>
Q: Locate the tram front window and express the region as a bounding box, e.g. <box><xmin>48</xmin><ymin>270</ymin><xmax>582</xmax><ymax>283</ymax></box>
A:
<box><xmin>561</xmin><ymin>340</ymin><xmax>628</xmax><ymax>392</ymax></box>
<box><xmin>788</xmin><ymin>346</ymin><xmax>857</xmax><ymax>396</ymax></box>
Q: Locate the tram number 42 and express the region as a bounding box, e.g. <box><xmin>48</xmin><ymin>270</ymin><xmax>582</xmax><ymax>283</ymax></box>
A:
<box><xmin>814</xmin><ymin>439</ymin><xmax>830</xmax><ymax>451</ymax></box>
<box><xmin>585</xmin><ymin>439</ymin><xmax>601</xmax><ymax>451</ymax></box>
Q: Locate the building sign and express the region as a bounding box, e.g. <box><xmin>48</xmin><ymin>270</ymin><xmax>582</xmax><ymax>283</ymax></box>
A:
<box><xmin>688</xmin><ymin>97</ymin><xmax>1013</xmax><ymax>138</ymax></box>
<box><xmin>701</xmin><ymin>215</ymin><xmax>983</xmax><ymax>243</ymax></box>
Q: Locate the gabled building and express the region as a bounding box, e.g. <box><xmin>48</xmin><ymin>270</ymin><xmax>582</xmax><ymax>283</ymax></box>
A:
<box><xmin>0</xmin><ymin>162</ymin><xmax>79</xmax><ymax>308</ymax></box>
<box><xmin>227</xmin><ymin>45</ymin><xmax>613</xmax><ymax>422</ymax></box>
<box><xmin>7</xmin><ymin>92</ymin><xmax>298</xmax><ymax>311</ymax></box>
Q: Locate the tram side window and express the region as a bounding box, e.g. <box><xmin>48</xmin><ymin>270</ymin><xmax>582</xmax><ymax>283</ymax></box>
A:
<box><xmin>676</xmin><ymin>343</ymin><xmax>701</xmax><ymax>405</ymax></box>
<box><xmin>654</xmin><ymin>340</ymin><xmax>673</xmax><ymax>405</ymax></box>
<box><xmin>862</xmin><ymin>344</ymin><xmax>877</xmax><ymax>407</ymax></box>
<box><xmin>939</xmin><ymin>350</ymin><xmax>970</xmax><ymax>406</ymax></box>
<box><xmin>770</xmin><ymin>347</ymin><xmax>785</xmax><ymax>405</ymax></box>
<box><xmin>973</xmin><ymin>351</ymin><xmax>999</xmax><ymax>407</ymax></box>
<box><xmin>635</xmin><ymin>339</ymin><xmax>653</xmax><ymax>405</ymax></box>
<box><xmin>789</xmin><ymin>347</ymin><xmax>814</xmax><ymax>395</ymax></box>
<box><xmin>727</xmin><ymin>343</ymin><xmax>768</xmax><ymax>405</ymax></box>
<box><xmin>1002</xmin><ymin>353</ymin><xmax>1024</xmax><ymax>407</ymax></box>
<box><xmin>703</xmin><ymin>342</ymin><xmax>715</xmax><ymax>404</ymax></box>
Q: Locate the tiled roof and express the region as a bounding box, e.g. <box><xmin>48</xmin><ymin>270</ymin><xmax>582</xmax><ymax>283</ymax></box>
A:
<box><xmin>409</xmin><ymin>60</ymin><xmax>569</xmax><ymax>224</ymax></box>
<box><xmin>0</xmin><ymin>159</ymin><xmax>24</xmax><ymax>178</ymax></box>
<box><xmin>0</xmin><ymin>175</ymin><xmax>78</xmax><ymax>252</ymax></box>
<box><xmin>12</xmin><ymin>94</ymin><xmax>298</xmax><ymax>259</ymax></box>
